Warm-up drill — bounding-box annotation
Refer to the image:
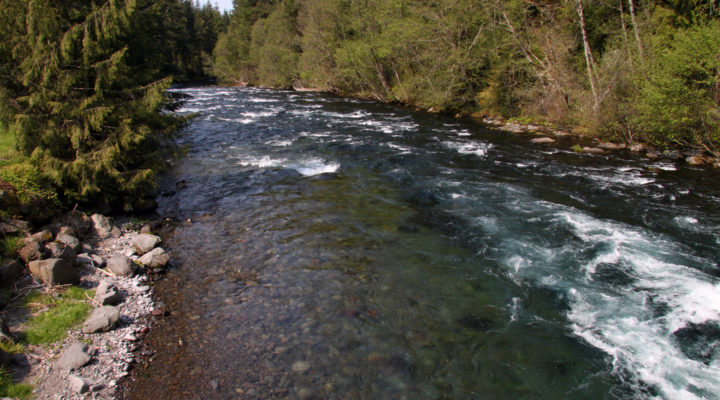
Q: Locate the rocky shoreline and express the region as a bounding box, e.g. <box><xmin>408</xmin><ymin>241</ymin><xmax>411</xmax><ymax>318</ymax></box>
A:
<box><xmin>479</xmin><ymin>116</ymin><xmax>720</xmax><ymax>166</ymax></box>
<box><xmin>0</xmin><ymin>212</ymin><xmax>171</xmax><ymax>400</ymax></box>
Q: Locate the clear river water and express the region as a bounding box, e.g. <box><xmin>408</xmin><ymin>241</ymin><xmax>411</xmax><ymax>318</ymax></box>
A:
<box><xmin>126</xmin><ymin>86</ymin><xmax>720</xmax><ymax>399</ymax></box>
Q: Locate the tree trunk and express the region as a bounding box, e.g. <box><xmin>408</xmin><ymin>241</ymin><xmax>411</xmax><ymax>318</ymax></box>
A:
<box><xmin>576</xmin><ymin>0</ymin><xmax>599</xmax><ymax>111</ymax></box>
<box><xmin>627</xmin><ymin>0</ymin><xmax>644</xmax><ymax>63</ymax></box>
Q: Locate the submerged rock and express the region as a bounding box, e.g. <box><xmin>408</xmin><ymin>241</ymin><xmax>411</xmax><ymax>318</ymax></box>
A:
<box><xmin>28</xmin><ymin>258</ymin><xmax>79</xmax><ymax>286</ymax></box>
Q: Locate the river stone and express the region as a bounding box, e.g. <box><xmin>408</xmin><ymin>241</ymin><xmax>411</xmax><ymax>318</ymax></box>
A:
<box><xmin>82</xmin><ymin>306</ymin><xmax>120</xmax><ymax>334</ymax></box>
<box><xmin>686</xmin><ymin>155</ymin><xmax>706</xmax><ymax>165</ymax></box>
<box><xmin>106</xmin><ymin>255</ymin><xmax>135</xmax><ymax>277</ymax></box>
<box><xmin>597</xmin><ymin>142</ymin><xmax>624</xmax><ymax>150</ymax></box>
<box><xmin>77</xmin><ymin>253</ymin><xmax>105</xmax><ymax>269</ymax></box>
<box><xmin>19</xmin><ymin>240</ymin><xmax>46</xmax><ymax>263</ymax></box>
<box><xmin>45</xmin><ymin>242</ymin><xmax>78</xmax><ymax>266</ymax></box>
<box><xmin>292</xmin><ymin>360</ymin><xmax>310</xmax><ymax>373</ymax></box>
<box><xmin>90</xmin><ymin>214</ymin><xmax>115</xmax><ymax>238</ymax></box>
<box><xmin>55</xmin><ymin>232</ymin><xmax>81</xmax><ymax>252</ymax></box>
<box><xmin>582</xmin><ymin>147</ymin><xmax>605</xmax><ymax>155</ymax></box>
<box><xmin>662</xmin><ymin>150</ymin><xmax>683</xmax><ymax>160</ymax></box>
<box><xmin>28</xmin><ymin>258</ymin><xmax>79</xmax><ymax>286</ymax></box>
<box><xmin>69</xmin><ymin>375</ymin><xmax>93</xmax><ymax>394</ymax></box>
<box><xmin>132</xmin><ymin>234</ymin><xmax>161</xmax><ymax>255</ymax></box>
<box><xmin>137</xmin><ymin>247</ymin><xmax>170</xmax><ymax>269</ymax></box>
<box><xmin>57</xmin><ymin>342</ymin><xmax>92</xmax><ymax>370</ymax></box>
<box><xmin>94</xmin><ymin>279</ymin><xmax>121</xmax><ymax>306</ymax></box>
<box><xmin>0</xmin><ymin>259</ymin><xmax>24</xmax><ymax>287</ymax></box>
<box><xmin>30</xmin><ymin>230</ymin><xmax>53</xmax><ymax>244</ymax></box>
<box><xmin>530</xmin><ymin>137</ymin><xmax>555</xmax><ymax>144</ymax></box>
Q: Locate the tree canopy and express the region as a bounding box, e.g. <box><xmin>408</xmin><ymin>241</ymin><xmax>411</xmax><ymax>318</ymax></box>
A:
<box><xmin>213</xmin><ymin>0</ymin><xmax>720</xmax><ymax>153</ymax></box>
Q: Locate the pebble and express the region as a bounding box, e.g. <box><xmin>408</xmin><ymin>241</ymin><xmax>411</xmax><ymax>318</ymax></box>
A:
<box><xmin>291</xmin><ymin>360</ymin><xmax>310</xmax><ymax>373</ymax></box>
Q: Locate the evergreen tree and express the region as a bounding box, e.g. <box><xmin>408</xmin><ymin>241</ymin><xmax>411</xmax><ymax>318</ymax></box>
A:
<box><xmin>0</xmin><ymin>0</ymin><xmax>186</xmax><ymax>210</ymax></box>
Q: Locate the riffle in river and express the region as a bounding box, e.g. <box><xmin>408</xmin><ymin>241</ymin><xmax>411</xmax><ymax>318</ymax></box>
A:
<box><xmin>126</xmin><ymin>87</ymin><xmax>720</xmax><ymax>400</ymax></box>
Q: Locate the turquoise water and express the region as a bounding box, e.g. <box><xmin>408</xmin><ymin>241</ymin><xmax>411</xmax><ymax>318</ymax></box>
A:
<box><xmin>126</xmin><ymin>87</ymin><xmax>720</xmax><ymax>399</ymax></box>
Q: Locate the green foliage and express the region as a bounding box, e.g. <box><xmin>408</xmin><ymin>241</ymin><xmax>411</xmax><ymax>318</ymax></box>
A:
<box><xmin>0</xmin><ymin>368</ymin><xmax>33</xmax><ymax>400</ymax></box>
<box><xmin>0</xmin><ymin>234</ymin><xmax>23</xmax><ymax>259</ymax></box>
<box><xmin>633</xmin><ymin>21</ymin><xmax>720</xmax><ymax>148</ymax></box>
<box><xmin>24</xmin><ymin>287</ymin><xmax>94</xmax><ymax>345</ymax></box>
<box><xmin>212</xmin><ymin>0</ymin><xmax>720</xmax><ymax>151</ymax></box>
<box><xmin>0</xmin><ymin>0</ymin><xmax>193</xmax><ymax>211</ymax></box>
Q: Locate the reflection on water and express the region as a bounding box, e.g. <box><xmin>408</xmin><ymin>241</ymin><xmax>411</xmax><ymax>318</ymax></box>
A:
<box><xmin>126</xmin><ymin>87</ymin><xmax>720</xmax><ymax>399</ymax></box>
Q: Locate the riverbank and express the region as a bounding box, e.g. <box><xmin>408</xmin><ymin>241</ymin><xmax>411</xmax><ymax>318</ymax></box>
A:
<box><xmin>0</xmin><ymin>212</ymin><xmax>172</xmax><ymax>399</ymax></box>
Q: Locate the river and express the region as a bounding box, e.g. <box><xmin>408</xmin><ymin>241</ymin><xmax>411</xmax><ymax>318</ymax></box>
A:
<box><xmin>125</xmin><ymin>86</ymin><xmax>720</xmax><ymax>399</ymax></box>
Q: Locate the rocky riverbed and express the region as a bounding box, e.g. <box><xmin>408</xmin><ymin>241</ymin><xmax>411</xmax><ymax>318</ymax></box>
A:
<box><xmin>0</xmin><ymin>212</ymin><xmax>171</xmax><ymax>400</ymax></box>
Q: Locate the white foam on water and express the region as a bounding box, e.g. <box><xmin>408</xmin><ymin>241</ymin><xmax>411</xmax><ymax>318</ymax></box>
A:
<box><xmin>554</xmin><ymin>212</ymin><xmax>720</xmax><ymax>399</ymax></box>
<box><xmin>652</xmin><ymin>163</ymin><xmax>678</xmax><ymax>172</ymax></box>
<box><xmin>387</xmin><ymin>143</ymin><xmax>413</xmax><ymax>154</ymax></box>
<box><xmin>456</xmin><ymin>129</ymin><xmax>472</xmax><ymax>137</ymax></box>
<box><xmin>238</xmin><ymin>155</ymin><xmax>339</xmax><ymax>176</ymax></box>
<box><xmin>291</xmin><ymin>158</ymin><xmax>340</xmax><ymax>176</ymax></box>
<box><xmin>238</xmin><ymin>155</ymin><xmax>286</xmax><ymax>169</ymax></box>
<box><xmin>674</xmin><ymin>216</ymin><xmax>699</xmax><ymax>227</ymax></box>
<box><xmin>267</xmin><ymin>139</ymin><xmax>293</xmax><ymax>147</ymax></box>
<box><xmin>443</xmin><ymin>141</ymin><xmax>492</xmax><ymax>157</ymax></box>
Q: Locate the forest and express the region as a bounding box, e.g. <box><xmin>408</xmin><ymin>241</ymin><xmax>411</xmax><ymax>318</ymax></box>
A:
<box><xmin>1</xmin><ymin>0</ymin><xmax>720</xmax><ymax>212</ymax></box>
<box><xmin>214</xmin><ymin>0</ymin><xmax>720</xmax><ymax>154</ymax></box>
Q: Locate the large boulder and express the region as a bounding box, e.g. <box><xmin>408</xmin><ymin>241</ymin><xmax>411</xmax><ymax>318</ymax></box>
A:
<box><xmin>137</xmin><ymin>247</ymin><xmax>170</xmax><ymax>269</ymax></box>
<box><xmin>28</xmin><ymin>258</ymin><xmax>79</xmax><ymax>286</ymax></box>
<box><xmin>82</xmin><ymin>306</ymin><xmax>120</xmax><ymax>334</ymax></box>
<box><xmin>57</xmin><ymin>342</ymin><xmax>92</xmax><ymax>370</ymax></box>
<box><xmin>45</xmin><ymin>242</ymin><xmax>78</xmax><ymax>266</ymax></box>
<box><xmin>69</xmin><ymin>375</ymin><xmax>93</xmax><ymax>394</ymax></box>
<box><xmin>94</xmin><ymin>279</ymin><xmax>122</xmax><ymax>306</ymax></box>
<box><xmin>131</xmin><ymin>234</ymin><xmax>161</xmax><ymax>255</ymax></box>
<box><xmin>106</xmin><ymin>255</ymin><xmax>135</xmax><ymax>277</ymax></box>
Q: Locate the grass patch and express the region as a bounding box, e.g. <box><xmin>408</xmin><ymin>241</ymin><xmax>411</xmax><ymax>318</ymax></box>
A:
<box><xmin>23</xmin><ymin>287</ymin><xmax>94</xmax><ymax>345</ymax></box>
<box><xmin>1</xmin><ymin>234</ymin><xmax>24</xmax><ymax>258</ymax></box>
<box><xmin>0</xmin><ymin>340</ymin><xmax>25</xmax><ymax>355</ymax></box>
<box><xmin>0</xmin><ymin>367</ymin><xmax>33</xmax><ymax>399</ymax></box>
